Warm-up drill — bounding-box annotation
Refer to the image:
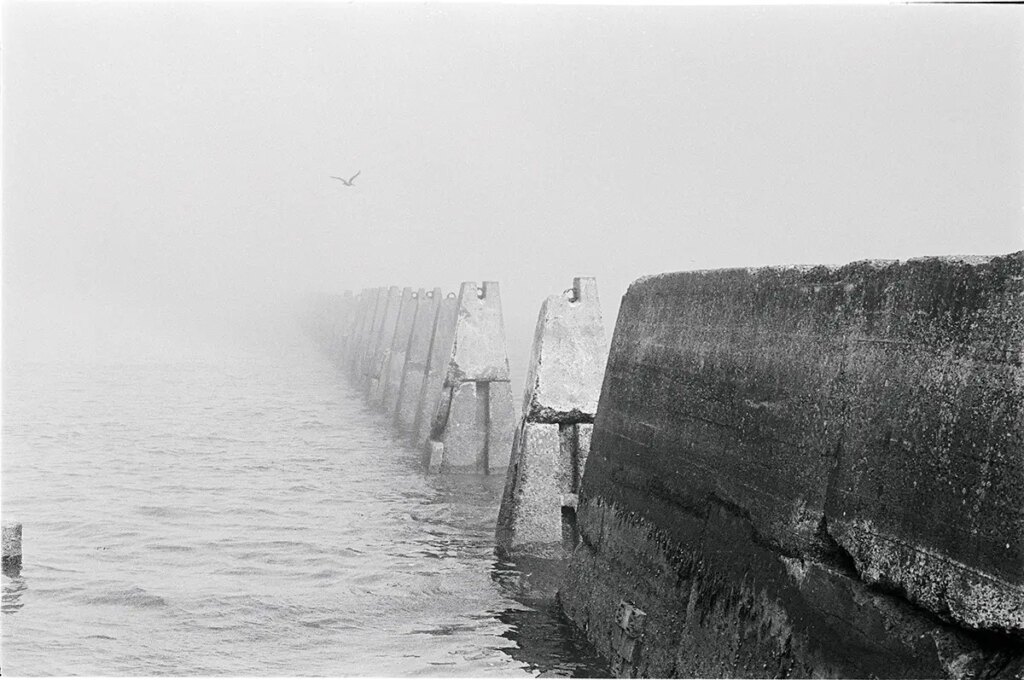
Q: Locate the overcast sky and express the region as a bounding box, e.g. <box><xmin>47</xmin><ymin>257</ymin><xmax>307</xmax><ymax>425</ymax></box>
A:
<box><xmin>3</xmin><ymin>2</ymin><xmax>1023</xmax><ymax>371</ymax></box>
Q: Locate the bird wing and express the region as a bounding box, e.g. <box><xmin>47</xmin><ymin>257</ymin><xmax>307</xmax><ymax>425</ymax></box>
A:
<box><xmin>347</xmin><ymin>170</ymin><xmax>361</xmax><ymax>183</ymax></box>
<box><xmin>330</xmin><ymin>176</ymin><xmax>345</xmax><ymax>181</ymax></box>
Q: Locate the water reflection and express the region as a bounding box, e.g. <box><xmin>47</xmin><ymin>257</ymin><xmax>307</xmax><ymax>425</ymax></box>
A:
<box><xmin>2</xmin><ymin>571</ymin><xmax>27</xmax><ymax>614</ymax></box>
<box><xmin>492</xmin><ymin>555</ymin><xmax>610</xmax><ymax>678</ymax></box>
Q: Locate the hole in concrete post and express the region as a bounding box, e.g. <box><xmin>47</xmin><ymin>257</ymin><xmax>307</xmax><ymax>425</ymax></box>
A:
<box><xmin>477</xmin><ymin>381</ymin><xmax>490</xmax><ymax>473</ymax></box>
<box><xmin>447</xmin><ymin>292</ymin><xmax>456</xmax><ymax>299</ymax></box>
<box><xmin>561</xmin><ymin>506</ymin><xmax>579</xmax><ymax>552</ymax></box>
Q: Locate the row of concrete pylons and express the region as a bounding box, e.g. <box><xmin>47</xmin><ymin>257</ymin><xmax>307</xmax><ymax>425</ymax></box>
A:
<box><xmin>302</xmin><ymin>278</ymin><xmax>608</xmax><ymax>559</ymax></box>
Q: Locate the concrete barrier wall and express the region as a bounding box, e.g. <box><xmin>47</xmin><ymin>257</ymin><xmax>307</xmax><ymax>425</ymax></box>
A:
<box><xmin>560</xmin><ymin>253</ymin><xmax>1024</xmax><ymax>677</ymax></box>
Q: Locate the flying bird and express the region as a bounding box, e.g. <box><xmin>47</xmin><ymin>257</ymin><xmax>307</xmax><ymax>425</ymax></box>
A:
<box><xmin>331</xmin><ymin>171</ymin><xmax>361</xmax><ymax>186</ymax></box>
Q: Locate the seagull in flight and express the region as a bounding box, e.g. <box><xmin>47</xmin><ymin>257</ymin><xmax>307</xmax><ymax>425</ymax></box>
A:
<box><xmin>331</xmin><ymin>171</ymin><xmax>361</xmax><ymax>187</ymax></box>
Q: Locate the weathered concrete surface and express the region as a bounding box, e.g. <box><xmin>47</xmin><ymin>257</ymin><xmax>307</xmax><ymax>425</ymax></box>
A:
<box><xmin>3</xmin><ymin>523</ymin><xmax>22</xmax><ymax>573</ymax></box>
<box><xmin>560</xmin><ymin>253</ymin><xmax>1024</xmax><ymax>677</ymax></box>
<box><xmin>522</xmin><ymin>277</ymin><xmax>608</xmax><ymax>423</ymax></box>
<box><xmin>396</xmin><ymin>288</ymin><xmax>442</xmax><ymax>432</ymax></box>
<box><xmin>383</xmin><ymin>288</ymin><xmax>421</xmax><ymax>416</ymax></box>
<box><xmin>497</xmin><ymin>277</ymin><xmax>607</xmax><ymax>558</ymax></box>
<box><xmin>414</xmin><ymin>293</ymin><xmax>459</xmax><ymax>448</ymax></box>
<box><xmin>429</xmin><ymin>282</ymin><xmax>516</xmax><ymax>474</ymax></box>
<box><xmin>367</xmin><ymin>286</ymin><xmax>403</xmax><ymax>403</ymax></box>
<box><xmin>440</xmin><ymin>381</ymin><xmax>488</xmax><ymax>471</ymax></box>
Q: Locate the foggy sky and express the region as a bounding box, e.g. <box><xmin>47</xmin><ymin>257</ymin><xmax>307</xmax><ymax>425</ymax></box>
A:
<box><xmin>4</xmin><ymin>2</ymin><xmax>1023</xmax><ymax>374</ymax></box>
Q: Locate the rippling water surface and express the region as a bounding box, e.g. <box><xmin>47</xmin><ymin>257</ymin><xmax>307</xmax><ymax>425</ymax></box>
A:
<box><xmin>2</xmin><ymin>339</ymin><xmax>607</xmax><ymax>676</ymax></box>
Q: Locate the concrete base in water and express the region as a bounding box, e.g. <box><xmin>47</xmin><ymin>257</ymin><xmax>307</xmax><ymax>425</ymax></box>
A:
<box><xmin>560</xmin><ymin>253</ymin><xmax>1024</xmax><ymax>677</ymax></box>
<box><xmin>3</xmin><ymin>522</ymin><xmax>22</xmax><ymax>574</ymax></box>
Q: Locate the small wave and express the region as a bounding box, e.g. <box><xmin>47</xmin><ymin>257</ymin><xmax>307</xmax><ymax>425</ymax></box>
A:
<box><xmin>85</xmin><ymin>586</ymin><xmax>168</xmax><ymax>609</ymax></box>
<box><xmin>146</xmin><ymin>543</ymin><xmax>195</xmax><ymax>553</ymax></box>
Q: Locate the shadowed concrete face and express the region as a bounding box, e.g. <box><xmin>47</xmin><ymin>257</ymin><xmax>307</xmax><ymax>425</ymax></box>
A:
<box><xmin>382</xmin><ymin>287</ymin><xmax>419</xmax><ymax>415</ymax></box>
<box><xmin>560</xmin><ymin>253</ymin><xmax>1024</xmax><ymax>677</ymax></box>
<box><xmin>396</xmin><ymin>288</ymin><xmax>442</xmax><ymax>432</ymax></box>
<box><xmin>498</xmin><ymin>278</ymin><xmax>606</xmax><ymax>559</ymax></box>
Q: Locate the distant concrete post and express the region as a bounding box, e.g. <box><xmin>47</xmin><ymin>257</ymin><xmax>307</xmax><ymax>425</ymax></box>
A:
<box><xmin>395</xmin><ymin>287</ymin><xmax>442</xmax><ymax>432</ymax></box>
<box><xmin>331</xmin><ymin>290</ymin><xmax>355</xmax><ymax>367</ymax></box>
<box><xmin>343</xmin><ymin>290</ymin><xmax>367</xmax><ymax>371</ymax></box>
<box><xmin>359</xmin><ymin>287</ymin><xmax>392</xmax><ymax>388</ymax></box>
<box><xmin>368</xmin><ymin>286</ymin><xmax>406</xmax><ymax>405</ymax></box>
<box><xmin>427</xmin><ymin>281</ymin><xmax>516</xmax><ymax>474</ymax></box>
<box><xmin>351</xmin><ymin>287</ymin><xmax>384</xmax><ymax>379</ymax></box>
<box><xmin>413</xmin><ymin>292</ymin><xmax>459</xmax><ymax>452</ymax></box>
<box><xmin>496</xmin><ymin>277</ymin><xmax>607</xmax><ymax>558</ymax></box>
<box><xmin>382</xmin><ymin>288</ymin><xmax>421</xmax><ymax>415</ymax></box>
<box><xmin>3</xmin><ymin>523</ymin><xmax>22</xmax><ymax>573</ymax></box>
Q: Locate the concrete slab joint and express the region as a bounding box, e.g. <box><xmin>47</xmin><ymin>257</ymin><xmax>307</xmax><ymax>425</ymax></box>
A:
<box><xmin>497</xmin><ymin>277</ymin><xmax>607</xmax><ymax>559</ymax></box>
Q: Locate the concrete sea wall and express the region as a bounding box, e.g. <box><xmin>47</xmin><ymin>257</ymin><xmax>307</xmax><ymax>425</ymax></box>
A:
<box><xmin>559</xmin><ymin>253</ymin><xmax>1024</xmax><ymax>677</ymax></box>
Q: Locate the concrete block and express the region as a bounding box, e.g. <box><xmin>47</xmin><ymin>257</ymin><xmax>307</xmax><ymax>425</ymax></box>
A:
<box><xmin>496</xmin><ymin>279</ymin><xmax>606</xmax><ymax>557</ymax></box>
<box><xmin>367</xmin><ymin>286</ymin><xmax>402</xmax><ymax>403</ymax></box>
<box><xmin>395</xmin><ymin>288</ymin><xmax>442</xmax><ymax>432</ymax></box>
<box><xmin>382</xmin><ymin>287</ymin><xmax>420</xmax><ymax>416</ymax></box>
<box><xmin>413</xmin><ymin>293</ymin><xmax>458</xmax><ymax>448</ymax></box>
<box><xmin>522</xmin><ymin>277</ymin><xmax>608</xmax><ymax>423</ymax></box>
<box><xmin>3</xmin><ymin>523</ymin><xmax>22</xmax><ymax>573</ymax></box>
<box><xmin>496</xmin><ymin>422</ymin><xmax>564</xmax><ymax>556</ymax></box>
<box><xmin>559</xmin><ymin>253</ymin><xmax>1024</xmax><ymax>676</ymax></box>
<box><xmin>446</xmin><ymin>282</ymin><xmax>511</xmax><ymax>383</ymax></box>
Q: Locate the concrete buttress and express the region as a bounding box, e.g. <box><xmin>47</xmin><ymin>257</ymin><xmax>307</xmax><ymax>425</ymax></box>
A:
<box><xmin>366</xmin><ymin>286</ymin><xmax>402</xmax><ymax>402</ymax></box>
<box><xmin>414</xmin><ymin>293</ymin><xmax>459</xmax><ymax>451</ymax></box>
<box><xmin>396</xmin><ymin>288</ymin><xmax>442</xmax><ymax>432</ymax></box>
<box><xmin>382</xmin><ymin>287</ymin><xmax>419</xmax><ymax>414</ymax></box>
<box><xmin>428</xmin><ymin>281</ymin><xmax>516</xmax><ymax>474</ymax></box>
<box><xmin>496</xmin><ymin>277</ymin><xmax>607</xmax><ymax>558</ymax></box>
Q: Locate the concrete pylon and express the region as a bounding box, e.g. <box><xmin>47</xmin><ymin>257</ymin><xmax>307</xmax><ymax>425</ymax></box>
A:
<box><xmin>395</xmin><ymin>288</ymin><xmax>442</xmax><ymax>431</ymax></box>
<box><xmin>343</xmin><ymin>289</ymin><xmax>369</xmax><ymax>371</ymax></box>
<box><xmin>331</xmin><ymin>291</ymin><xmax>355</xmax><ymax>367</ymax></box>
<box><xmin>382</xmin><ymin>288</ymin><xmax>421</xmax><ymax>415</ymax></box>
<box><xmin>413</xmin><ymin>292</ymin><xmax>459</xmax><ymax>450</ymax></box>
<box><xmin>496</xmin><ymin>277</ymin><xmax>607</xmax><ymax>558</ymax></box>
<box><xmin>366</xmin><ymin>286</ymin><xmax>402</xmax><ymax>399</ymax></box>
<box><xmin>353</xmin><ymin>287</ymin><xmax>386</xmax><ymax>379</ymax></box>
<box><xmin>426</xmin><ymin>281</ymin><xmax>516</xmax><ymax>474</ymax></box>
